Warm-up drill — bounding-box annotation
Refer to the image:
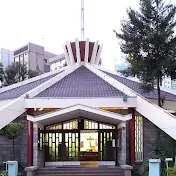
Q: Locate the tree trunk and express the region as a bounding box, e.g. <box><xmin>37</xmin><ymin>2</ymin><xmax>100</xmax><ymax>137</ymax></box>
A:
<box><xmin>13</xmin><ymin>139</ymin><xmax>15</xmax><ymax>160</ymax></box>
<box><xmin>157</xmin><ymin>76</ymin><xmax>162</xmax><ymax>107</ymax></box>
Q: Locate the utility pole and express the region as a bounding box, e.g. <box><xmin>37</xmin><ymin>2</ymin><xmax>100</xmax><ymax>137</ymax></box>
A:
<box><xmin>81</xmin><ymin>0</ymin><xmax>85</xmax><ymax>41</ymax></box>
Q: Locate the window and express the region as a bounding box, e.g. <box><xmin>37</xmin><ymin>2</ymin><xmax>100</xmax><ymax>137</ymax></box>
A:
<box><xmin>46</xmin><ymin>123</ymin><xmax>62</xmax><ymax>130</ymax></box>
<box><xmin>84</xmin><ymin>120</ymin><xmax>98</xmax><ymax>129</ymax></box>
<box><xmin>135</xmin><ymin>116</ymin><xmax>143</xmax><ymax>162</ymax></box>
<box><xmin>63</xmin><ymin>119</ymin><xmax>78</xmax><ymax>129</ymax></box>
<box><xmin>99</xmin><ymin>123</ymin><xmax>115</xmax><ymax>129</ymax></box>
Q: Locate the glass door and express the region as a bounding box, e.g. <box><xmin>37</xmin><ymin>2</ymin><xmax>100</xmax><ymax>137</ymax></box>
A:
<box><xmin>64</xmin><ymin>131</ymin><xmax>79</xmax><ymax>161</ymax></box>
<box><xmin>44</xmin><ymin>132</ymin><xmax>62</xmax><ymax>162</ymax></box>
<box><xmin>99</xmin><ymin>130</ymin><xmax>116</xmax><ymax>161</ymax></box>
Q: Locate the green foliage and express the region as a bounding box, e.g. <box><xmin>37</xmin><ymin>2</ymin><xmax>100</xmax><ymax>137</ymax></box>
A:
<box><xmin>4</xmin><ymin>62</ymin><xmax>28</xmax><ymax>86</ymax></box>
<box><xmin>0</xmin><ymin>122</ymin><xmax>24</xmax><ymax>160</ymax></box>
<box><xmin>3</xmin><ymin>63</ymin><xmax>42</xmax><ymax>86</ymax></box>
<box><xmin>28</xmin><ymin>65</ymin><xmax>42</xmax><ymax>78</ymax></box>
<box><xmin>0</xmin><ymin>171</ymin><xmax>7</xmax><ymax>176</ymax></box>
<box><xmin>168</xmin><ymin>167</ymin><xmax>176</xmax><ymax>175</ymax></box>
<box><xmin>114</xmin><ymin>0</ymin><xmax>176</xmax><ymax>106</ymax></box>
<box><xmin>0</xmin><ymin>123</ymin><xmax>24</xmax><ymax>140</ymax></box>
<box><xmin>155</xmin><ymin>132</ymin><xmax>176</xmax><ymax>160</ymax></box>
<box><xmin>0</xmin><ymin>170</ymin><xmax>26</xmax><ymax>176</ymax></box>
<box><xmin>0</xmin><ymin>63</ymin><xmax>4</xmax><ymax>83</ymax></box>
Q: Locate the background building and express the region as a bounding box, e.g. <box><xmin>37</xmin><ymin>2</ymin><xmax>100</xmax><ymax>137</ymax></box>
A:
<box><xmin>49</xmin><ymin>54</ymin><xmax>66</xmax><ymax>71</ymax></box>
<box><xmin>14</xmin><ymin>43</ymin><xmax>59</xmax><ymax>73</ymax></box>
<box><xmin>0</xmin><ymin>48</ymin><xmax>14</xmax><ymax>69</ymax></box>
<box><xmin>162</xmin><ymin>75</ymin><xmax>176</xmax><ymax>89</ymax></box>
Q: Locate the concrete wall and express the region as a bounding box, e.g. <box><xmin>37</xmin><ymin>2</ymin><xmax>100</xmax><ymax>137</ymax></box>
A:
<box><xmin>28</xmin><ymin>43</ymin><xmax>44</xmax><ymax>55</ymax></box>
<box><xmin>44</xmin><ymin>51</ymin><xmax>56</xmax><ymax>60</ymax></box>
<box><xmin>28</xmin><ymin>52</ymin><xmax>44</xmax><ymax>72</ymax></box>
<box><xmin>0</xmin><ymin>114</ymin><xmax>27</xmax><ymax>167</ymax></box>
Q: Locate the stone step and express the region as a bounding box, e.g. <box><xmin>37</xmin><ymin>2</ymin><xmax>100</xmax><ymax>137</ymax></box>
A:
<box><xmin>36</xmin><ymin>166</ymin><xmax>124</xmax><ymax>176</ymax></box>
<box><xmin>36</xmin><ymin>174</ymin><xmax>122</xmax><ymax>176</ymax></box>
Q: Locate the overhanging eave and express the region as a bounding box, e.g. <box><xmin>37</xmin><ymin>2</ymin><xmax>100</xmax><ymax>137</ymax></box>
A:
<box><xmin>25</xmin><ymin>97</ymin><xmax>137</xmax><ymax>108</ymax></box>
<box><xmin>27</xmin><ymin>104</ymin><xmax>132</xmax><ymax>126</ymax></box>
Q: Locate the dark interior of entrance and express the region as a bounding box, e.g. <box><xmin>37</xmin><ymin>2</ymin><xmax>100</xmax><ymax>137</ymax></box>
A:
<box><xmin>39</xmin><ymin>118</ymin><xmax>117</xmax><ymax>162</ymax></box>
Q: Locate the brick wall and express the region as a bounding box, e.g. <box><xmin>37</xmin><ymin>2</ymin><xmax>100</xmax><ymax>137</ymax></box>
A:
<box><xmin>0</xmin><ymin>114</ymin><xmax>27</xmax><ymax>167</ymax></box>
<box><xmin>143</xmin><ymin>117</ymin><xmax>160</xmax><ymax>161</ymax></box>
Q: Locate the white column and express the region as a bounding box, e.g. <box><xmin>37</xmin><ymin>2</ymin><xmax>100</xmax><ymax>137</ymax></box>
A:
<box><xmin>90</xmin><ymin>40</ymin><xmax>99</xmax><ymax>64</ymax></box>
<box><xmin>95</xmin><ymin>45</ymin><xmax>103</xmax><ymax>65</ymax></box>
<box><xmin>63</xmin><ymin>45</ymin><xmax>71</xmax><ymax>66</ymax></box>
<box><xmin>67</xmin><ymin>41</ymin><xmax>75</xmax><ymax>65</ymax></box>
<box><xmin>84</xmin><ymin>39</ymin><xmax>89</xmax><ymax>63</ymax></box>
<box><xmin>33</xmin><ymin>122</ymin><xmax>38</xmax><ymax>166</ymax></box>
<box><xmin>75</xmin><ymin>39</ymin><xmax>81</xmax><ymax>63</ymax></box>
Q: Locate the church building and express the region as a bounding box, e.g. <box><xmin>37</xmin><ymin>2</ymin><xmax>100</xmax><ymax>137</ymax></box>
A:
<box><xmin>0</xmin><ymin>39</ymin><xmax>176</xmax><ymax>169</ymax></box>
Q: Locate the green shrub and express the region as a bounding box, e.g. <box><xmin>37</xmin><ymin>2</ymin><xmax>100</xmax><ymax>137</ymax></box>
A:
<box><xmin>0</xmin><ymin>171</ymin><xmax>7</xmax><ymax>176</ymax></box>
<box><xmin>168</xmin><ymin>167</ymin><xmax>176</xmax><ymax>176</ymax></box>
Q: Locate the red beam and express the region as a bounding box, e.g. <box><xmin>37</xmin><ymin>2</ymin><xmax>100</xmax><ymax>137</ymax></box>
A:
<box><xmin>129</xmin><ymin>108</ymin><xmax>135</xmax><ymax>164</ymax></box>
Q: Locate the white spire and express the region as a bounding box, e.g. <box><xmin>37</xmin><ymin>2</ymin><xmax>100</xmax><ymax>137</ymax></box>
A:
<box><xmin>81</xmin><ymin>0</ymin><xmax>85</xmax><ymax>41</ymax></box>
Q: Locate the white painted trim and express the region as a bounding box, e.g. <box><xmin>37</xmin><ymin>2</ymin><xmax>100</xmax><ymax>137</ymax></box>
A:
<box><xmin>84</xmin><ymin>39</ymin><xmax>89</xmax><ymax>63</ymax></box>
<box><xmin>67</xmin><ymin>41</ymin><xmax>75</xmax><ymax>65</ymax></box>
<box><xmin>136</xmin><ymin>96</ymin><xmax>176</xmax><ymax>139</ymax></box>
<box><xmin>25</xmin><ymin>97</ymin><xmax>137</xmax><ymax>108</ymax></box>
<box><xmin>45</xmin><ymin>162</ymin><xmax>80</xmax><ymax>166</ymax></box>
<box><xmin>0</xmin><ymin>67</ymin><xmax>66</xmax><ymax>94</ymax></box>
<box><xmin>95</xmin><ymin>45</ymin><xmax>103</xmax><ymax>65</ymax></box>
<box><xmin>63</xmin><ymin>45</ymin><xmax>71</xmax><ymax>66</ymax></box>
<box><xmin>23</xmin><ymin>65</ymin><xmax>81</xmax><ymax>98</ymax></box>
<box><xmin>90</xmin><ymin>41</ymin><xmax>98</xmax><ymax>64</ymax></box>
<box><xmin>75</xmin><ymin>38</ymin><xmax>81</xmax><ymax>63</ymax></box>
<box><xmin>85</xmin><ymin>63</ymin><xmax>136</xmax><ymax>97</ymax></box>
<box><xmin>92</xmin><ymin>65</ymin><xmax>176</xmax><ymax>140</ymax></box>
<box><xmin>0</xmin><ymin>100</ymin><xmax>14</xmax><ymax>107</ymax></box>
<box><xmin>27</xmin><ymin>104</ymin><xmax>132</xmax><ymax>123</ymax></box>
<box><xmin>0</xmin><ymin>97</ymin><xmax>25</xmax><ymax>129</ymax></box>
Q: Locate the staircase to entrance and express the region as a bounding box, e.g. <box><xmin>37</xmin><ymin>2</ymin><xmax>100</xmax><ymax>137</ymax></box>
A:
<box><xmin>36</xmin><ymin>166</ymin><xmax>125</xmax><ymax>176</ymax></box>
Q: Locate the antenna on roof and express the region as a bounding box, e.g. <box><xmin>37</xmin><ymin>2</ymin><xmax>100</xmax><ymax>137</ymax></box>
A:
<box><xmin>81</xmin><ymin>0</ymin><xmax>85</xmax><ymax>41</ymax></box>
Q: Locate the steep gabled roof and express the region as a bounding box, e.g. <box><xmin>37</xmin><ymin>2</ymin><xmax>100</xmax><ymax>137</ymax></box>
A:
<box><xmin>102</xmin><ymin>70</ymin><xmax>176</xmax><ymax>101</ymax></box>
<box><xmin>35</xmin><ymin>66</ymin><xmax>126</xmax><ymax>98</ymax></box>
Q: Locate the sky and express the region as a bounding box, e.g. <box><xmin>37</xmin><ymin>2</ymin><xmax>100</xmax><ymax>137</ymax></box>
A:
<box><xmin>0</xmin><ymin>0</ymin><xmax>176</xmax><ymax>70</ymax></box>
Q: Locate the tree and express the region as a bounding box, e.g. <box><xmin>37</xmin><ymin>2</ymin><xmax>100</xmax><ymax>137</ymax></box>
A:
<box><xmin>4</xmin><ymin>63</ymin><xmax>42</xmax><ymax>86</ymax></box>
<box><xmin>4</xmin><ymin>62</ymin><xmax>28</xmax><ymax>86</ymax></box>
<box><xmin>154</xmin><ymin>132</ymin><xmax>176</xmax><ymax>167</ymax></box>
<box><xmin>0</xmin><ymin>123</ymin><xmax>24</xmax><ymax>160</ymax></box>
<box><xmin>0</xmin><ymin>63</ymin><xmax>4</xmax><ymax>83</ymax></box>
<box><xmin>28</xmin><ymin>65</ymin><xmax>43</xmax><ymax>78</ymax></box>
<box><xmin>114</xmin><ymin>0</ymin><xmax>176</xmax><ymax>107</ymax></box>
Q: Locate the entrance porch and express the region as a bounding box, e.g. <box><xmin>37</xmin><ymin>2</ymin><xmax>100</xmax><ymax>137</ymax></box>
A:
<box><xmin>27</xmin><ymin>105</ymin><xmax>131</xmax><ymax>166</ymax></box>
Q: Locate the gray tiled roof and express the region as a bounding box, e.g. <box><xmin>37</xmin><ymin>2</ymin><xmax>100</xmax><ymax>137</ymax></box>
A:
<box><xmin>35</xmin><ymin>66</ymin><xmax>126</xmax><ymax>98</ymax></box>
<box><xmin>102</xmin><ymin>71</ymin><xmax>176</xmax><ymax>101</ymax></box>
<box><xmin>0</xmin><ymin>73</ymin><xmax>58</xmax><ymax>100</ymax></box>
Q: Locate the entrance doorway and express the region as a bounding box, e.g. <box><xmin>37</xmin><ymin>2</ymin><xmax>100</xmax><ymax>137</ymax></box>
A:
<box><xmin>80</xmin><ymin>130</ymin><xmax>98</xmax><ymax>161</ymax></box>
<box><xmin>39</xmin><ymin>118</ymin><xmax>117</xmax><ymax>163</ymax></box>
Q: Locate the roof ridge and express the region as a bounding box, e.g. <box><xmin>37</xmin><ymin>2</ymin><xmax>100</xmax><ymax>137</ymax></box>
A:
<box><xmin>34</xmin><ymin>64</ymin><xmax>126</xmax><ymax>98</ymax></box>
<box><xmin>25</xmin><ymin>64</ymin><xmax>82</xmax><ymax>99</ymax></box>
